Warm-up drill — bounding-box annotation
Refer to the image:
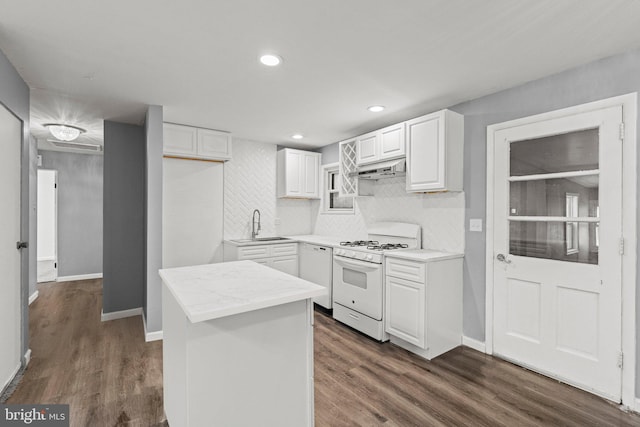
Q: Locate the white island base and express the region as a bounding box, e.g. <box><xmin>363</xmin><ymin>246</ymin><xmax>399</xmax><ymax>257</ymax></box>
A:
<box><xmin>160</xmin><ymin>261</ymin><xmax>325</xmax><ymax>427</ymax></box>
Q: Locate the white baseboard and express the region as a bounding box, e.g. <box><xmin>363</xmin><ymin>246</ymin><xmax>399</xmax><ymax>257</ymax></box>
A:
<box><xmin>57</xmin><ymin>273</ymin><xmax>103</xmax><ymax>282</ymax></box>
<box><xmin>101</xmin><ymin>307</ymin><xmax>143</xmax><ymax>322</ymax></box>
<box><xmin>28</xmin><ymin>291</ymin><xmax>39</xmax><ymax>305</ymax></box>
<box><xmin>462</xmin><ymin>336</ymin><xmax>486</xmax><ymax>353</ymax></box>
<box><xmin>24</xmin><ymin>349</ymin><xmax>32</xmax><ymax>367</ymax></box>
<box><xmin>1</xmin><ymin>362</ymin><xmax>21</xmax><ymax>396</ymax></box>
<box><xmin>142</xmin><ymin>311</ymin><xmax>163</xmax><ymax>342</ymax></box>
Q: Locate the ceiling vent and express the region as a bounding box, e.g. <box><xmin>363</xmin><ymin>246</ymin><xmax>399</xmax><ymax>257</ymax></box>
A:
<box><xmin>48</xmin><ymin>139</ymin><xmax>103</xmax><ymax>152</ymax></box>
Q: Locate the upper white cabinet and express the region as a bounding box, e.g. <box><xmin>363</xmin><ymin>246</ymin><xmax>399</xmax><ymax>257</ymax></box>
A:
<box><xmin>163</xmin><ymin>123</ymin><xmax>232</xmax><ymax>161</ymax></box>
<box><xmin>356</xmin><ymin>122</ymin><xmax>405</xmax><ymax>165</ymax></box>
<box><xmin>405</xmin><ymin>109</ymin><xmax>463</xmax><ymax>193</ymax></box>
<box><xmin>277</xmin><ymin>148</ymin><xmax>321</xmax><ymax>199</ymax></box>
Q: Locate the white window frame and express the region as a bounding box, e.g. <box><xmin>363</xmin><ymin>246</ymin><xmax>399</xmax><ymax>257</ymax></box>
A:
<box><xmin>565</xmin><ymin>192</ymin><xmax>579</xmax><ymax>255</ymax></box>
<box><xmin>322</xmin><ymin>163</ymin><xmax>354</xmax><ymax>215</ymax></box>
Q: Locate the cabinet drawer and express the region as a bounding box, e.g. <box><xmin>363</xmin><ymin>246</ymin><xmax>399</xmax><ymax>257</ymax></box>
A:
<box><xmin>271</xmin><ymin>243</ymin><xmax>298</xmax><ymax>257</ymax></box>
<box><xmin>385</xmin><ymin>257</ymin><xmax>426</xmax><ymax>283</ymax></box>
<box><xmin>237</xmin><ymin>246</ymin><xmax>270</xmax><ymax>260</ymax></box>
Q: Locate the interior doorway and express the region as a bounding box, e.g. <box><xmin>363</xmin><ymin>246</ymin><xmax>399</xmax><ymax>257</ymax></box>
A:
<box><xmin>37</xmin><ymin>169</ymin><xmax>57</xmax><ymax>282</ymax></box>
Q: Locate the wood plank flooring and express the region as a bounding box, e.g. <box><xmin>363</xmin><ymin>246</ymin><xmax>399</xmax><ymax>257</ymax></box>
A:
<box><xmin>7</xmin><ymin>279</ymin><xmax>640</xmax><ymax>426</ymax></box>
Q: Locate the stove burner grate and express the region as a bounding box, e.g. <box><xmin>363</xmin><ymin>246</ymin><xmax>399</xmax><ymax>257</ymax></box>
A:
<box><xmin>366</xmin><ymin>243</ymin><xmax>409</xmax><ymax>251</ymax></box>
<box><xmin>340</xmin><ymin>240</ymin><xmax>379</xmax><ymax>247</ymax></box>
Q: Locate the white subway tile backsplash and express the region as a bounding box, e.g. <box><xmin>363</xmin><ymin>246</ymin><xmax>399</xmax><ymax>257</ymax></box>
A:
<box><xmin>224</xmin><ymin>139</ymin><xmax>277</xmax><ymax>239</ymax></box>
<box><xmin>312</xmin><ymin>176</ymin><xmax>465</xmax><ymax>253</ymax></box>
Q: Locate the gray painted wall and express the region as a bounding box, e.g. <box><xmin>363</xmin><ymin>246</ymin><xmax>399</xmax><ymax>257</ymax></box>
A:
<box><xmin>0</xmin><ymin>48</ymin><xmax>31</xmax><ymax>363</ymax></box>
<box><xmin>449</xmin><ymin>48</ymin><xmax>640</xmax><ymax>395</ymax></box>
<box><xmin>145</xmin><ymin>105</ymin><xmax>163</xmax><ymax>333</ymax></box>
<box><xmin>319</xmin><ymin>142</ymin><xmax>339</xmax><ymax>165</ymax></box>
<box><xmin>103</xmin><ymin>121</ymin><xmax>145</xmax><ymax>313</ymax></box>
<box><xmin>39</xmin><ymin>150</ymin><xmax>103</xmax><ymax>277</ymax></box>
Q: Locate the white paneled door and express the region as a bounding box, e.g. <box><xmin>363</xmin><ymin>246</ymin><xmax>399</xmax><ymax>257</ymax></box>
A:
<box><xmin>492</xmin><ymin>105</ymin><xmax>623</xmax><ymax>401</ymax></box>
<box><xmin>0</xmin><ymin>103</ymin><xmax>22</xmax><ymax>391</ymax></box>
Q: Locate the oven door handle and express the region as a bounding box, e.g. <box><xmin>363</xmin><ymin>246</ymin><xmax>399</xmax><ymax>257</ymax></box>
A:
<box><xmin>334</xmin><ymin>256</ymin><xmax>380</xmax><ymax>271</ymax></box>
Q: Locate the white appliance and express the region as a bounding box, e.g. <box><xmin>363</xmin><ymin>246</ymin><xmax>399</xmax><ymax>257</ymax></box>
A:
<box><xmin>332</xmin><ymin>222</ymin><xmax>421</xmax><ymax>341</ymax></box>
<box><xmin>299</xmin><ymin>243</ymin><xmax>333</xmax><ymax>309</ymax></box>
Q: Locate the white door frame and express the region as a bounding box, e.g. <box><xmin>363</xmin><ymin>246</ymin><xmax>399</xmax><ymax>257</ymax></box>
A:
<box><xmin>485</xmin><ymin>93</ymin><xmax>637</xmax><ymax>407</ymax></box>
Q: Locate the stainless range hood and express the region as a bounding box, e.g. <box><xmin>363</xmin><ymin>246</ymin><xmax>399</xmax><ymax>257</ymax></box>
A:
<box><xmin>350</xmin><ymin>158</ymin><xmax>406</xmax><ymax>180</ymax></box>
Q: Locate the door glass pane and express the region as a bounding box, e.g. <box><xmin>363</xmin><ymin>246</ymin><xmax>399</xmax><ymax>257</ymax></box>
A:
<box><xmin>510</xmin><ymin>128</ymin><xmax>599</xmax><ymax>176</ymax></box>
<box><xmin>509</xmin><ymin>128</ymin><xmax>600</xmax><ymax>265</ymax></box>
<box><xmin>510</xmin><ymin>178</ymin><xmax>599</xmax><ymax>217</ymax></box>
<box><xmin>509</xmin><ymin>221</ymin><xmax>598</xmax><ymax>264</ymax></box>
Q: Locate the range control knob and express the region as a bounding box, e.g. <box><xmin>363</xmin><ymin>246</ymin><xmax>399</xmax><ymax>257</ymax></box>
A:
<box><xmin>366</xmin><ymin>254</ymin><xmax>373</xmax><ymax>261</ymax></box>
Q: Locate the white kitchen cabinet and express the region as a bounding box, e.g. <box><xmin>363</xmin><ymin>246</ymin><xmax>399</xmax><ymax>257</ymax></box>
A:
<box><xmin>163</xmin><ymin>122</ymin><xmax>232</xmax><ymax>161</ymax></box>
<box><xmin>277</xmin><ymin>148</ymin><xmax>321</xmax><ymax>199</ymax></box>
<box><xmin>356</xmin><ymin>122</ymin><xmax>405</xmax><ymax>165</ymax></box>
<box><xmin>386</xmin><ymin>276</ymin><xmax>425</xmax><ymax>347</ymax></box>
<box><xmin>224</xmin><ymin>242</ymin><xmax>299</xmax><ymax>276</ymax></box>
<box><xmin>405</xmin><ymin>109</ymin><xmax>463</xmax><ymax>193</ymax></box>
<box><xmin>384</xmin><ymin>254</ymin><xmax>462</xmax><ymax>360</ymax></box>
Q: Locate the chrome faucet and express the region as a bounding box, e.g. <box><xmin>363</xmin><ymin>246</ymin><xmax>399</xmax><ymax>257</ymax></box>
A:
<box><xmin>251</xmin><ymin>209</ymin><xmax>261</xmax><ymax>240</ymax></box>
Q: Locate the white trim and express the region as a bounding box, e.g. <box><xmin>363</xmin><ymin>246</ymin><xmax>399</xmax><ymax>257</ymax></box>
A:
<box><xmin>485</xmin><ymin>93</ymin><xmax>637</xmax><ymax>406</ymax></box>
<box><xmin>462</xmin><ymin>336</ymin><xmax>486</xmax><ymax>353</ymax></box>
<box><xmin>23</xmin><ymin>349</ymin><xmax>31</xmax><ymax>367</ymax></box>
<box><xmin>321</xmin><ymin>162</ymin><xmax>355</xmax><ymax>215</ymax></box>
<box><xmin>632</xmin><ymin>398</ymin><xmax>640</xmax><ymax>414</ymax></box>
<box><xmin>57</xmin><ymin>273</ymin><xmax>103</xmax><ymax>282</ymax></box>
<box><xmin>101</xmin><ymin>307</ymin><xmax>143</xmax><ymax>322</ymax></box>
<box><xmin>142</xmin><ymin>311</ymin><xmax>163</xmax><ymax>342</ymax></box>
<box><xmin>1</xmin><ymin>362</ymin><xmax>21</xmax><ymax>396</ymax></box>
<box><xmin>508</xmin><ymin>169</ymin><xmax>599</xmax><ymax>182</ymax></box>
<box><xmin>28</xmin><ymin>290</ymin><xmax>39</xmax><ymax>305</ymax></box>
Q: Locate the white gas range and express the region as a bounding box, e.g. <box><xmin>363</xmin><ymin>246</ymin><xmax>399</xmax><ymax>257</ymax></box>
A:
<box><xmin>332</xmin><ymin>222</ymin><xmax>421</xmax><ymax>341</ymax></box>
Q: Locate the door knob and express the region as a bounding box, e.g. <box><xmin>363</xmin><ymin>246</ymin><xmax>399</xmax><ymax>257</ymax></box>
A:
<box><xmin>496</xmin><ymin>253</ymin><xmax>511</xmax><ymax>264</ymax></box>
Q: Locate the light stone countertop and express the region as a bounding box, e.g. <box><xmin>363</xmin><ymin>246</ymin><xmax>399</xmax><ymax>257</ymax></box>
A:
<box><xmin>385</xmin><ymin>249</ymin><xmax>464</xmax><ymax>262</ymax></box>
<box><xmin>159</xmin><ymin>260</ymin><xmax>327</xmax><ymax>323</ymax></box>
<box><xmin>223</xmin><ymin>238</ymin><xmax>296</xmax><ymax>247</ymax></box>
<box><xmin>285</xmin><ymin>234</ymin><xmax>344</xmax><ymax>247</ymax></box>
<box><xmin>223</xmin><ymin>235</ymin><xmax>345</xmax><ymax>248</ymax></box>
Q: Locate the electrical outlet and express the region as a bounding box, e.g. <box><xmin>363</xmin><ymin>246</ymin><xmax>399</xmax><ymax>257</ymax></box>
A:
<box><xmin>274</xmin><ymin>218</ymin><xmax>281</xmax><ymax>226</ymax></box>
<box><xmin>470</xmin><ymin>219</ymin><xmax>483</xmax><ymax>232</ymax></box>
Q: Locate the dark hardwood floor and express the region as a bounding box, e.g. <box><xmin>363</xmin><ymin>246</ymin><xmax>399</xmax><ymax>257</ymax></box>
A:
<box><xmin>7</xmin><ymin>279</ymin><xmax>640</xmax><ymax>426</ymax></box>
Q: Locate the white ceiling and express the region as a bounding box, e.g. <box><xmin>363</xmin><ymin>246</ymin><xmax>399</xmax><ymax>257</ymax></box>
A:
<box><xmin>2</xmin><ymin>0</ymin><xmax>640</xmax><ymax>151</ymax></box>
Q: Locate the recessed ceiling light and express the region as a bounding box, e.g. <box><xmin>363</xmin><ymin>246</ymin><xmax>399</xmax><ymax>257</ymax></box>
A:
<box><xmin>367</xmin><ymin>105</ymin><xmax>385</xmax><ymax>113</ymax></box>
<box><xmin>260</xmin><ymin>54</ymin><xmax>282</xmax><ymax>67</ymax></box>
<box><xmin>291</xmin><ymin>134</ymin><xmax>304</xmax><ymax>140</ymax></box>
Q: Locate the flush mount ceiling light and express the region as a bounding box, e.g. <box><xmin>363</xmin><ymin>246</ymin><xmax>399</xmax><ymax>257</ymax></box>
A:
<box><xmin>291</xmin><ymin>134</ymin><xmax>304</xmax><ymax>140</ymax></box>
<box><xmin>259</xmin><ymin>54</ymin><xmax>282</xmax><ymax>67</ymax></box>
<box><xmin>44</xmin><ymin>123</ymin><xmax>86</xmax><ymax>141</ymax></box>
<box><xmin>367</xmin><ymin>105</ymin><xmax>385</xmax><ymax>113</ymax></box>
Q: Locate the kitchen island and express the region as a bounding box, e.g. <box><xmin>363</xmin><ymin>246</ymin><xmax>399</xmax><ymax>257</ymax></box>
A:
<box><xmin>159</xmin><ymin>260</ymin><xmax>326</xmax><ymax>427</ymax></box>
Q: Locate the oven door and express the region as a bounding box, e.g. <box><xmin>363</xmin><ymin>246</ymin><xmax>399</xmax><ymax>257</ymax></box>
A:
<box><xmin>332</xmin><ymin>255</ymin><xmax>383</xmax><ymax>320</ymax></box>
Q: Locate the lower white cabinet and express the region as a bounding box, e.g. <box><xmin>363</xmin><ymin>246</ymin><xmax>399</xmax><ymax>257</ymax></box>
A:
<box><xmin>224</xmin><ymin>242</ymin><xmax>299</xmax><ymax>276</ymax></box>
<box><xmin>385</xmin><ymin>254</ymin><xmax>462</xmax><ymax>360</ymax></box>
